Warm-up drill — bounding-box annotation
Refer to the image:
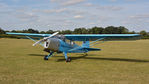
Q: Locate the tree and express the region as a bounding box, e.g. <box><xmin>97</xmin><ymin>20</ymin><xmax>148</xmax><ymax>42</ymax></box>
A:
<box><xmin>104</xmin><ymin>26</ymin><xmax>119</xmax><ymax>34</ymax></box>
<box><xmin>118</xmin><ymin>26</ymin><xmax>129</xmax><ymax>34</ymax></box>
<box><xmin>11</xmin><ymin>30</ymin><xmax>17</xmax><ymax>32</ymax></box>
<box><xmin>46</xmin><ymin>30</ymin><xmax>54</xmax><ymax>34</ymax></box>
<box><xmin>40</xmin><ymin>31</ymin><xmax>46</xmax><ymax>34</ymax></box>
<box><xmin>0</xmin><ymin>28</ymin><xmax>5</xmax><ymax>34</ymax></box>
<box><xmin>60</xmin><ymin>30</ymin><xmax>72</xmax><ymax>34</ymax></box>
<box><xmin>73</xmin><ymin>28</ymin><xmax>88</xmax><ymax>34</ymax></box>
<box><xmin>27</xmin><ymin>28</ymin><xmax>39</xmax><ymax>33</ymax></box>
<box><xmin>81</xmin><ymin>28</ymin><xmax>88</xmax><ymax>34</ymax></box>
<box><xmin>88</xmin><ymin>26</ymin><xmax>104</xmax><ymax>34</ymax></box>
<box><xmin>129</xmin><ymin>31</ymin><xmax>136</xmax><ymax>34</ymax></box>
<box><xmin>22</xmin><ymin>28</ymin><xmax>39</xmax><ymax>33</ymax></box>
<box><xmin>140</xmin><ymin>30</ymin><xmax>148</xmax><ymax>37</ymax></box>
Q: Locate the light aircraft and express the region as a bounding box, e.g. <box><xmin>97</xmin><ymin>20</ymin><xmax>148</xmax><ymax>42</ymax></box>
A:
<box><xmin>6</xmin><ymin>32</ymin><xmax>140</xmax><ymax>62</ymax></box>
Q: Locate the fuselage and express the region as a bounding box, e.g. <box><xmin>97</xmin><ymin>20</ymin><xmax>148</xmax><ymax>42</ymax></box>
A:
<box><xmin>43</xmin><ymin>38</ymin><xmax>88</xmax><ymax>53</ymax></box>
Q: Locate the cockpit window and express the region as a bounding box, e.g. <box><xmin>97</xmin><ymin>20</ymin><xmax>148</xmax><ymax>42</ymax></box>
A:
<box><xmin>53</xmin><ymin>35</ymin><xmax>75</xmax><ymax>45</ymax></box>
<box><xmin>65</xmin><ymin>39</ymin><xmax>75</xmax><ymax>45</ymax></box>
<box><xmin>54</xmin><ymin>35</ymin><xmax>65</xmax><ymax>41</ymax></box>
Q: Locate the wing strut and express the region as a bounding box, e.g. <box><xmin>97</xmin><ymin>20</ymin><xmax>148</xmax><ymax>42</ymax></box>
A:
<box><xmin>26</xmin><ymin>36</ymin><xmax>44</xmax><ymax>46</ymax></box>
<box><xmin>90</xmin><ymin>38</ymin><xmax>105</xmax><ymax>47</ymax></box>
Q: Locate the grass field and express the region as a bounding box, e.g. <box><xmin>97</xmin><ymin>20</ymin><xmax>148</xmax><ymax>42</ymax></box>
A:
<box><xmin>0</xmin><ymin>38</ymin><xmax>149</xmax><ymax>84</ymax></box>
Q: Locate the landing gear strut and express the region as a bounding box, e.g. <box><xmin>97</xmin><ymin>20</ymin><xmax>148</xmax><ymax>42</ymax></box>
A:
<box><xmin>64</xmin><ymin>52</ymin><xmax>71</xmax><ymax>62</ymax></box>
<box><xmin>44</xmin><ymin>52</ymin><xmax>54</xmax><ymax>60</ymax></box>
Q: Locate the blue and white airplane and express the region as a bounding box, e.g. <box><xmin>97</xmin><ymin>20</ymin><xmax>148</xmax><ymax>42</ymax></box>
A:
<box><xmin>6</xmin><ymin>32</ymin><xmax>140</xmax><ymax>62</ymax></box>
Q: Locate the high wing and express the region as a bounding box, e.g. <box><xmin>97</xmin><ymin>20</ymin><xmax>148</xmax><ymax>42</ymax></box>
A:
<box><xmin>6</xmin><ymin>32</ymin><xmax>140</xmax><ymax>41</ymax></box>
<box><xmin>65</xmin><ymin>34</ymin><xmax>140</xmax><ymax>41</ymax></box>
<box><xmin>6</xmin><ymin>32</ymin><xmax>50</xmax><ymax>37</ymax></box>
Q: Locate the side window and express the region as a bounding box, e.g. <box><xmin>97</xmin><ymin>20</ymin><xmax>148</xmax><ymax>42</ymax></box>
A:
<box><xmin>65</xmin><ymin>39</ymin><xmax>75</xmax><ymax>45</ymax></box>
<box><xmin>65</xmin><ymin>39</ymin><xmax>70</xmax><ymax>44</ymax></box>
<box><xmin>70</xmin><ymin>41</ymin><xmax>75</xmax><ymax>45</ymax></box>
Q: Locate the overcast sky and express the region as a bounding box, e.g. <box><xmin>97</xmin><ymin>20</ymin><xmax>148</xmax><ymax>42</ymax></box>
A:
<box><xmin>0</xmin><ymin>0</ymin><xmax>149</xmax><ymax>31</ymax></box>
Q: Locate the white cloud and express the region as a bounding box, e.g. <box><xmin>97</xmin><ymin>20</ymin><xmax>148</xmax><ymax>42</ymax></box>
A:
<box><xmin>50</xmin><ymin>0</ymin><xmax>60</xmax><ymax>2</ymax></box>
<box><xmin>109</xmin><ymin>0</ymin><xmax>117</xmax><ymax>2</ymax></box>
<box><xmin>42</xmin><ymin>8</ymin><xmax>67</xmax><ymax>13</ymax></box>
<box><xmin>0</xmin><ymin>3</ymin><xmax>9</xmax><ymax>8</ymax></box>
<box><xmin>126</xmin><ymin>0</ymin><xmax>137</xmax><ymax>1</ymax></box>
<box><xmin>74</xmin><ymin>15</ymin><xmax>84</xmax><ymax>19</ymax></box>
<box><xmin>96</xmin><ymin>5</ymin><xmax>123</xmax><ymax>11</ymax></box>
<box><xmin>130</xmin><ymin>14</ymin><xmax>149</xmax><ymax>19</ymax></box>
<box><xmin>62</xmin><ymin>0</ymin><xmax>86</xmax><ymax>6</ymax></box>
<box><xmin>50</xmin><ymin>0</ymin><xmax>86</xmax><ymax>6</ymax></box>
<box><xmin>89</xmin><ymin>22</ymin><xmax>96</xmax><ymax>25</ymax></box>
<box><xmin>109</xmin><ymin>0</ymin><xmax>137</xmax><ymax>2</ymax></box>
<box><xmin>16</xmin><ymin>12</ymin><xmax>39</xmax><ymax>21</ymax></box>
<box><xmin>12</xmin><ymin>0</ymin><xmax>20</xmax><ymax>3</ymax></box>
<box><xmin>84</xmin><ymin>3</ymin><xmax>93</xmax><ymax>6</ymax></box>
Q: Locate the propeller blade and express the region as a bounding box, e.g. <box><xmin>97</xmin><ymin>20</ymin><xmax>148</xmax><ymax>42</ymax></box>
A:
<box><xmin>32</xmin><ymin>32</ymin><xmax>59</xmax><ymax>46</ymax></box>
<box><xmin>32</xmin><ymin>39</ymin><xmax>44</xmax><ymax>46</ymax></box>
<box><xmin>48</xmin><ymin>32</ymin><xmax>59</xmax><ymax>38</ymax></box>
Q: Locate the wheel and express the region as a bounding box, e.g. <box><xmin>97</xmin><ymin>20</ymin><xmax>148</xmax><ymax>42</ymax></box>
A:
<box><xmin>44</xmin><ymin>55</ymin><xmax>49</xmax><ymax>60</ymax></box>
<box><xmin>66</xmin><ymin>57</ymin><xmax>71</xmax><ymax>62</ymax></box>
<box><xmin>84</xmin><ymin>53</ymin><xmax>88</xmax><ymax>56</ymax></box>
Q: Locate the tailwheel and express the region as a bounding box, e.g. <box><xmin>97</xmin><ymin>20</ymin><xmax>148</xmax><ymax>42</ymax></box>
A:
<box><xmin>84</xmin><ymin>53</ymin><xmax>88</xmax><ymax>56</ymax></box>
<box><xmin>66</xmin><ymin>57</ymin><xmax>71</xmax><ymax>62</ymax></box>
<box><xmin>44</xmin><ymin>55</ymin><xmax>49</xmax><ymax>60</ymax></box>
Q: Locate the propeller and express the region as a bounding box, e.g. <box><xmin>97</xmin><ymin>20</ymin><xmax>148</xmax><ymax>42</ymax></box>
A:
<box><xmin>32</xmin><ymin>32</ymin><xmax>59</xmax><ymax>46</ymax></box>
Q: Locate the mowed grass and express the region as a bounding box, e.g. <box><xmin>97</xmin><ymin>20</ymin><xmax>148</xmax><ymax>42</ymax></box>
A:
<box><xmin>0</xmin><ymin>38</ymin><xmax>149</xmax><ymax>84</ymax></box>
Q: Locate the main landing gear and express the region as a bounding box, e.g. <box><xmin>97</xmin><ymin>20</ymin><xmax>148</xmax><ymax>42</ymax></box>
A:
<box><xmin>66</xmin><ymin>57</ymin><xmax>71</xmax><ymax>62</ymax></box>
<box><xmin>44</xmin><ymin>52</ymin><xmax>71</xmax><ymax>62</ymax></box>
<box><xmin>44</xmin><ymin>55</ymin><xmax>49</xmax><ymax>60</ymax></box>
<box><xmin>64</xmin><ymin>52</ymin><xmax>71</xmax><ymax>62</ymax></box>
<box><xmin>44</xmin><ymin>52</ymin><xmax>54</xmax><ymax>60</ymax></box>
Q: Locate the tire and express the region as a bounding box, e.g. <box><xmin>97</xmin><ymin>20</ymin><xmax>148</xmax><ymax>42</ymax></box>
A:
<box><xmin>66</xmin><ymin>57</ymin><xmax>71</xmax><ymax>62</ymax></box>
<box><xmin>44</xmin><ymin>55</ymin><xmax>48</xmax><ymax>60</ymax></box>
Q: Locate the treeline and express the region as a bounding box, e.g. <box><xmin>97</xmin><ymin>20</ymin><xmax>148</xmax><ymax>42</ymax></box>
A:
<box><xmin>4</xmin><ymin>26</ymin><xmax>131</xmax><ymax>34</ymax></box>
<box><xmin>0</xmin><ymin>26</ymin><xmax>149</xmax><ymax>39</ymax></box>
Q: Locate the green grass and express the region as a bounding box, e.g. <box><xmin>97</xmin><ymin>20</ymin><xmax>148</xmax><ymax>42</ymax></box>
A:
<box><xmin>0</xmin><ymin>38</ymin><xmax>149</xmax><ymax>84</ymax></box>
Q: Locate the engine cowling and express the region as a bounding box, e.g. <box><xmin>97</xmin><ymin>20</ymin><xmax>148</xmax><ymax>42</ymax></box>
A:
<box><xmin>44</xmin><ymin>38</ymin><xmax>60</xmax><ymax>52</ymax></box>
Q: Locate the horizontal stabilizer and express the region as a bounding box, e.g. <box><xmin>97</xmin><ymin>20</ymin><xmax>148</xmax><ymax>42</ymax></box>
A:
<box><xmin>83</xmin><ymin>48</ymin><xmax>101</xmax><ymax>51</ymax></box>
